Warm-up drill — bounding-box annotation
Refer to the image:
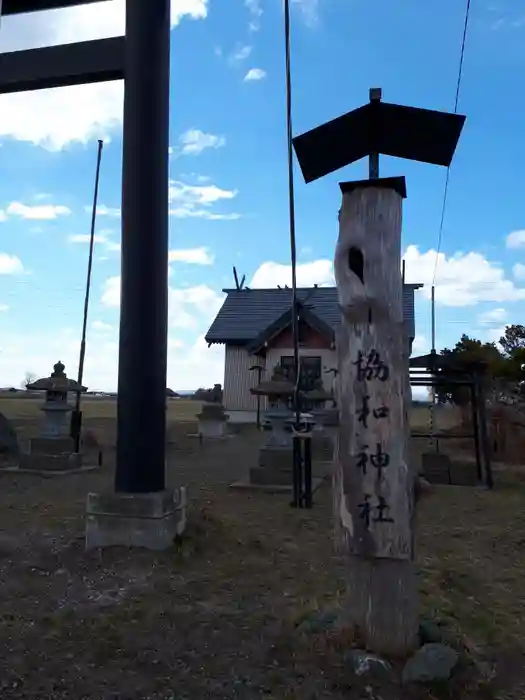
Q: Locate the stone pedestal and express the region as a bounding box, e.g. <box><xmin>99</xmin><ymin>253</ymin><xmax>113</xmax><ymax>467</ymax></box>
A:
<box><xmin>231</xmin><ymin>406</ymin><xmax>322</xmax><ymax>493</ymax></box>
<box><xmin>85</xmin><ymin>487</ymin><xmax>187</xmax><ymax>550</ymax></box>
<box><xmin>19</xmin><ymin>436</ymin><xmax>83</xmax><ymax>472</ymax></box>
<box><xmin>40</xmin><ymin>398</ymin><xmax>73</xmax><ymax>438</ymax></box>
<box><xmin>250</xmin><ymin>445</ymin><xmax>293</xmax><ymax>485</ymax></box>
<box><xmin>197</xmin><ymin>403</ymin><xmax>229</xmax><ymax>439</ymax></box>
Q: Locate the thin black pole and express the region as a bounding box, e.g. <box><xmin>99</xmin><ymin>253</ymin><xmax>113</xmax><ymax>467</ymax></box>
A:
<box><xmin>369</xmin><ymin>87</ymin><xmax>381</xmax><ymax>178</ymax></box>
<box><xmin>283</xmin><ymin>0</ymin><xmax>300</xmax><ymax>427</ymax></box>
<box><xmin>72</xmin><ymin>138</ymin><xmax>103</xmax><ymax>452</ymax></box>
<box><xmin>470</xmin><ymin>382</ymin><xmax>482</xmax><ymax>483</ymax></box>
<box><xmin>115</xmin><ymin>0</ymin><xmax>170</xmax><ymax>493</ymax></box>
<box><xmin>476</xmin><ymin>374</ymin><xmax>493</xmax><ymax>489</ymax></box>
<box><xmin>283</xmin><ymin>0</ymin><xmax>304</xmax><ymax>508</ymax></box>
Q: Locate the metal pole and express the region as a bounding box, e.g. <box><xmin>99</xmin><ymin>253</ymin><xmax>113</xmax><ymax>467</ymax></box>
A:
<box><xmin>115</xmin><ymin>0</ymin><xmax>170</xmax><ymax>493</ymax></box>
<box><xmin>256</xmin><ymin>366</ymin><xmax>262</xmax><ymax>429</ymax></box>
<box><xmin>283</xmin><ymin>0</ymin><xmax>300</xmax><ymax>427</ymax></box>
<box><xmin>470</xmin><ymin>381</ymin><xmax>482</xmax><ymax>482</ymax></box>
<box><xmin>369</xmin><ymin>87</ymin><xmax>381</xmax><ymax>178</ymax></box>
<box><xmin>476</xmin><ymin>374</ymin><xmax>494</xmax><ymax>489</ymax></box>
<box><xmin>283</xmin><ymin>0</ymin><xmax>303</xmax><ymax>506</ymax></box>
<box><xmin>431</xmin><ymin>285</ymin><xmax>436</xmax><ymax>352</ymax></box>
<box><xmin>71</xmin><ymin>138</ymin><xmax>103</xmax><ymax>452</ymax></box>
<box><xmin>429</xmin><ymin>285</ymin><xmax>437</xmax><ymax>451</ymax></box>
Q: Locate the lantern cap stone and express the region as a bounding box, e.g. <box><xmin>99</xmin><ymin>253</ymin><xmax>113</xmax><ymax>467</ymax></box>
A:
<box><xmin>304</xmin><ymin>387</ymin><xmax>333</xmax><ymax>401</ymax></box>
<box><xmin>26</xmin><ymin>361</ymin><xmax>87</xmax><ymax>393</ymax></box>
<box><xmin>250</xmin><ymin>379</ymin><xmax>296</xmax><ymax>397</ymax></box>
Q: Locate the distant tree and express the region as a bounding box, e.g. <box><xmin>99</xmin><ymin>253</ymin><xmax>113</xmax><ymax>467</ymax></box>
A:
<box><xmin>22</xmin><ymin>371</ymin><xmax>37</xmax><ymax>390</ymax></box>
<box><xmin>433</xmin><ymin>334</ymin><xmax>507</xmax><ymax>405</ymax></box>
<box><xmin>499</xmin><ymin>324</ymin><xmax>525</xmax><ymax>356</ymax></box>
<box><xmin>192</xmin><ymin>384</ymin><xmax>223</xmax><ymax>402</ymax></box>
<box><xmin>166</xmin><ymin>388</ymin><xmax>180</xmax><ymax>398</ymax></box>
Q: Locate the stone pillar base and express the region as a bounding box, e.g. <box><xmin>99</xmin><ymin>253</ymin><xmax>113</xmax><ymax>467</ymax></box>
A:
<box><xmin>198</xmin><ymin>419</ymin><xmax>228</xmax><ymax>439</ymax></box>
<box><xmin>30</xmin><ymin>436</ymin><xmax>74</xmax><ymax>455</ymax></box>
<box><xmin>251</xmin><ymin>447</ymin><xmax>293</xmax><ymax>485</ymax></box>
<box><xmin>85</xmin><ymin>487</ymin><xmax>187</xmax><ymax>551</ymax></box>
<box><xmin>19</xmin><ymin>451</ymin><xmax>82</xmax><ymax>472</ymax></box>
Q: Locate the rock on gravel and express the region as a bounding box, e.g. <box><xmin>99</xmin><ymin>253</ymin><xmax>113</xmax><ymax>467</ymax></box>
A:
<box><xmin>403</xmin><ymin>643</ymin><xmax>459</xmax><ymax>684</ymax></box>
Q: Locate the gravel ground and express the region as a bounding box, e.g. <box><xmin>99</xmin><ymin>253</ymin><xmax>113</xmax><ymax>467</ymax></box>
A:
<box><xmin>0</xmin><ymin>420</ymin><xmax>522</xmax><ymax>699</ymax></box>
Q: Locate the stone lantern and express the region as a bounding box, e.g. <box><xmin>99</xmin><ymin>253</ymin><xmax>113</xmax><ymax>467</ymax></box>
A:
<box><xmin>20</xmin><ymin>361</ymin><xmax>87</xmax><ymax>472</ymax></box>
<box><xmin>246</xmin><ymin>366</ymin><xmax>297</xmax><ymax>486</ymax></box>
<box><xmin>196</xmin><ymin>402</ymin><xmax>229</xmax><ymax>439</ymax></box>
<box><xmin>304</xmin><ymin>385</ymin><xmax>335</xmax><ymax>468</ymax></box>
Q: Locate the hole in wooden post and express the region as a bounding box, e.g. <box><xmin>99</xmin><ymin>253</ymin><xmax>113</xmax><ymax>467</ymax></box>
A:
<box><xmin>348</xmin><ymin>247</ymin><xmax>364</xmax><ymax>284</ymax></box>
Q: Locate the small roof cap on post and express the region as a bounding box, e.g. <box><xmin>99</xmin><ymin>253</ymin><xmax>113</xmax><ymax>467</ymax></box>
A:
<box><xmin>292</xmin><ymin>89</ymin><xmax>466</xmax><ymax>184</ymax></box>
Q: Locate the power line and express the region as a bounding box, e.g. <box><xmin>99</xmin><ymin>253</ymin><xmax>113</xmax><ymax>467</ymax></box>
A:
<box><xmin>431</xmin><ymin>0</ymin><xmax>472</xmax><ymax>286</ymax></box>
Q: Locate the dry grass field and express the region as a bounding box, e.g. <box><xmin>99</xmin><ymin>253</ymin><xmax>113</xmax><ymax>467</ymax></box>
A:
<box><xmin>0</xmin><ymin>395</ymin><xmax>202</xmax><ymax>421</ymax></box>
<box><xmin>0</xmin><ymin>396</ymin><xmax>522</xmax><ymax>699</ymax></box>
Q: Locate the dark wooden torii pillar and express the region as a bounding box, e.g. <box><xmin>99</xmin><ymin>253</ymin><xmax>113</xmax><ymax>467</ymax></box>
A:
<box><xmin>1</xmin><ymin>1</ymin><xmax>175</xmax><ymax>546</ymax></box>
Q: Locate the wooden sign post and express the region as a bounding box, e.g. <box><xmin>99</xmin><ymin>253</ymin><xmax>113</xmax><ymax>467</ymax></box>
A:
<box><xmin>292</xmin><ymin>89</ymin><xmax>465</xmax><ymax>655</ymax></box>
<box><xmin>334</xmin><ymin>177</ymin><xmax>416</xmax><ymax>653</ymax></box>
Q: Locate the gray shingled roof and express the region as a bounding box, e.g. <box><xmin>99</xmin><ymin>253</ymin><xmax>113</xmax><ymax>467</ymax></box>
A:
<box><xmin>205</xmin><ymin>285</ymin><xmax>421</xmax><ymax>344</ymax></box>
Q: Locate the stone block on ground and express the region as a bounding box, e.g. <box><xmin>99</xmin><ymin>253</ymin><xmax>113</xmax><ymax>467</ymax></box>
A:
<box><xmin>421</xmin><ymin>452</ymin><xmax>452</xmax><ymax>485</ymax></box>
<box><xmin>85</xmin><ymin>487</ymin><xmax>187</xmax><ymax>550</ymax></box>
<box><xmin>29</xmin><ymin>436</ymin><xmax>74</xmax><ymax>455</ymax></box>
<box><xmin>344</xmin><ymin>649</ymin><xmax>392</xmax><ymax>677</ymax></box>
<box><xmin>18</xmin><ymin>451</ymin><xmax>82</xmax><ymax>472</ymax></box>
<box><xmin>252</xmin><ymin>447</ymin><xmax>293</xmax><ymax>485</ymax></box>
<box><xmin>197</xmin><ymin>402</ymin><xmax>229</xmax><ymax>439</ymax></box>
<box><xmin>0</xmin><ymin>412</ymin><xmax>19</xmax><ymax>461</ymax></box>
<box><xmin>450</xmin><ymin>460</ymin><xmax>479</xmax><ymax>486</ymax></box>
<box><xmin>402</xmin><ymin>643</ymin><xmax>459</xmax><ymax>684</ymax></box>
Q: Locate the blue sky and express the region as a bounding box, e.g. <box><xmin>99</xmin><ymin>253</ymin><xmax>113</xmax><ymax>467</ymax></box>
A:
<box><xmin>0</xmin><ymin>0</ymin><xmax>524</xmax><ymax>391</ymax></box>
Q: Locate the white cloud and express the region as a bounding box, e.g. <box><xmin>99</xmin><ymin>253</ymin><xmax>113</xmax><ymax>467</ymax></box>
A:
<box><xmin>513</xmin><ymin>263</ymin><xmax>525</xmax><ymax>280</ymax></box>
<box><xmin>6</xmin><ymin>201</ymin><xmax>71</xmax><ymax>220</ymax></box>
<box><xmin>101</xmin><ymin>277</ymin><xmax>224</xmax><ymax>331</ymax></box>
<box><xmin>68</xmin><ymin>231</ymin><xmax>120</xmax><ymax>253</ymax></box>
<box><xmin>69</xmin><ymin>233</ymin><xmax>108</xmax><ymax>244</ymax></box>
<box><xmin>0</xmin><ymin>304</ymin><xmax>9</xmax><ymax>312</ymax></box>
<box><xmin>411</xmin><ymin>335</ymin><xmax>429</xmax><ymax>355</ymax></box>
<box><xmin>487</xmin><ymin>326</ymin><xmax>507</xmax><ymax>345</ymax></box>
<box><xmin>87</xmin><ymin>204</ymin><xmax>121</xmax><ymax>218</ymax></box>
<box><xmin>0</xmin><ymin>253</ymin><xmax>24</xmax><ymax>275</ymax></box>
<box><xmin>91</xmin><ymin>320</ymin><xmax>112</xmax><ymax>332</ymax></box>
<box><xmin>404</xmin><ymin>245</ymin><xmax>525</xmax><ymax>306</ymax></box>
<box><xmin>251</xmin><ymin>259</ymin><xmax>334</xmax><ymax>288</ymax></box>
<box><xmin>0</xmin><ymin>0</ymin><xmax>209</xmax><ymax>150</ymax></box>
<box><xmin>477</xmin><ymin>307</ymin><xmax>507</xmax><ymax>324</ymax></box>
<box><xmin>229</xmin><ymin>44</ymin><xmax>252</xmax><ymax>64</ymax></box>
<box><xmin>292</xmin><ymin>0</ymin><xmax>320</xmax><ymax>26</ymax></box>
<box><xmin>176</xmin><ymin>128</ymin><xmax>226</xmax><ymax>156</ymax></box>
<box><xmin>168</xmin><ymin>180</ymin><xmax>241</xmax><ymax>220</ymax></box>
<box><xmin>244</xmin><ymin>68</ymin><xmax>267</xmax><ymax>81</ymax></box>
<box><xmin>245</xmin><ymin>0</ymin><xmax>263</xmax><ymax>31</ymax></box>
<box><xmin>168</xmin><ymin>247</ymin><xmax>214</xmax><ymax>265</ymax></box>
<box><xmin>506</xmin><ymin>230</ymin><xmax>525</xmax><ymax>249</ymax></box>
<box><xmin>0</xmin><ymin>210</ymin><xmax>6</xmax><ymax>222</ymax></box>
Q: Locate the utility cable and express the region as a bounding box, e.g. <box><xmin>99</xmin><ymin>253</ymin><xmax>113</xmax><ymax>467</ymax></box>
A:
<box><xmin>432</xmin><ymin>0</ymin><xmax>472</xmax><ymax>286</ymax></box>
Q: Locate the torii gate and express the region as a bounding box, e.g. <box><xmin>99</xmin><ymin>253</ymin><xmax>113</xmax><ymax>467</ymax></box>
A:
<box><xmin>0</xmin><ymin>1</ymin><xmax>180</xmax><ymax>548</ymax></box>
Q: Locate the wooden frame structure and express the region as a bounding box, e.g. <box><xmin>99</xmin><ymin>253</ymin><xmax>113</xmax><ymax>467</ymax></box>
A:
<box><xmin>410</xmin><ymin>351</ymin><xmax>493</xmax><ymax>488</ymax></box>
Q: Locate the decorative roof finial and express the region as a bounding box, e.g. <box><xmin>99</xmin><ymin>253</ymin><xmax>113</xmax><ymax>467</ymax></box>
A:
<box><xmin>52</xmin><ymin>361</ymin><xmax>66</xmax><ymax>377</ymax></box>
